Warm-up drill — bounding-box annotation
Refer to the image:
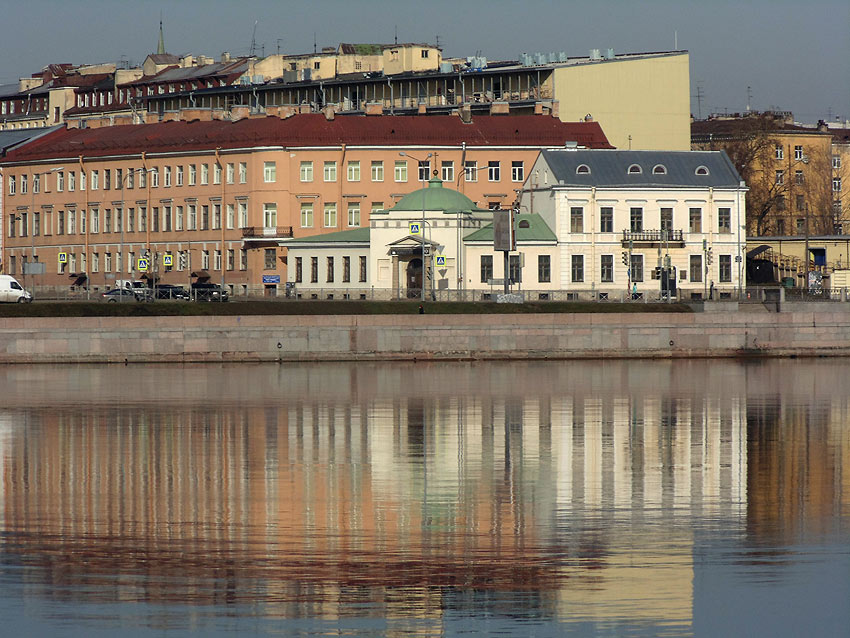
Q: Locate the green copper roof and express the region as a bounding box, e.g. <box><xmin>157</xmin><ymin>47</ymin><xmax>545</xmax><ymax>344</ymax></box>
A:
<box><xmin>464</xmin><ymin>214</ymin><xmax>557</xmax><ymax>243</ymax></box>
<box><xmin>287</xmin><ymin>227</ymin><xmax>370</xmax><ymax>244</ymax></box>
<box><xmin>390</xmin><ymin>178</ymin><xmax>489</xmax><ymax>214</ymax></box>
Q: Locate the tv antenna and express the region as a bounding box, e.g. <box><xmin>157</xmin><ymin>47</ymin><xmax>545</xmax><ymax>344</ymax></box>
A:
<box><xmin>249</xmin><ymin>21</ymin><xmax>258</xmax><ymax>57</ymax></box>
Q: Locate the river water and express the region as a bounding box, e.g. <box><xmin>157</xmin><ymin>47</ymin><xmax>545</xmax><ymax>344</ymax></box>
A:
<box><xmin>0</xmin><ymin>360</ymin><xmax>847</xmax><ymax>637</ymax></box>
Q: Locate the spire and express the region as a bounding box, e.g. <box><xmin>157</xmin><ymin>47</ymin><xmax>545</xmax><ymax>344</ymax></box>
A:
<box><xmin>157</xmin><ymin>16</ymin><xmax>165</xmax><ymax>55</ymax></box>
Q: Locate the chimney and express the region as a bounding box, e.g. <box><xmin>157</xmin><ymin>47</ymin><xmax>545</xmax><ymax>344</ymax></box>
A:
<box><xmin>458</xmin><ymin>104</ymin><xmax>472</xmax><ymax>123</ymax></box>
<box><xmin>221</xmin><ymin>52</ymin><xmax>231</xmax><ymax>64</ymax></box>
<box><xmin>323</xmin><ymin>105</ymin><xmax>336</xmax><ymax>120</ymax></box>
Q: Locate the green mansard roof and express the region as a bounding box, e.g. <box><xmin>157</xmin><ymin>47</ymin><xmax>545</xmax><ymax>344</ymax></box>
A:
<box><xmin>464</xmin><ymin>213</ymin><xmax>556</xmax><ymax>243</ymax></box>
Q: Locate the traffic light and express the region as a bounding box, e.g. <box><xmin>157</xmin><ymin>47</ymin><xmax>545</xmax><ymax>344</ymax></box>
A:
<box><xmin>706</xmin><ymin>248</ymin><xmax>713</xmax><ymax>265</ymax></box>
<box><xmin>622</xmin><ymin>251</ymin><xmax>628</xmax><ymax>265</ymax></box>
<box><xmin>179</xmin><ymin>252</ymin><xmax>187</xmax><ymax>269</ymax></box>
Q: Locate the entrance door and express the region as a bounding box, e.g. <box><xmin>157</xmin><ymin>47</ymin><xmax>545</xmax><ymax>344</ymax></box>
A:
<box><xmin>406</xmin><ymin>258</ymin><xmax>423</xmax><ymax>298</ymax></box>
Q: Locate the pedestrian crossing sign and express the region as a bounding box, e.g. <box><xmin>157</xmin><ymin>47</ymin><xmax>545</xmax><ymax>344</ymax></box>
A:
<box><xmin>435</xmin><ymin>255</ymin><xmax>446</xmax><ymax>267</ymax></box>
<box><xmin>58</xmin><ymin>252</ymin><xmax>67</xmax><ymax>264</ymax></box>
<box><xmin>163</xmin><ymin>253</ymin><xmax>173</xmax><ymax>267</ymax></box>
<box><xmin>409</xmin><ymin>222</ymin><xmax>422</xmax><ymax>235</ymax></box>
<box><xmin>138</xmin><ymin>258</ymin><xmax>149</xmax><ymax>272</ymax></box>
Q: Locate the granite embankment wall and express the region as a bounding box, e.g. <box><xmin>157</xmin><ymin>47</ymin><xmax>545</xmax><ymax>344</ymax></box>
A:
<box><xmin>2</xmin><ymin>307</ymin><xmax>850</xmax><ymax>363</ymax></box>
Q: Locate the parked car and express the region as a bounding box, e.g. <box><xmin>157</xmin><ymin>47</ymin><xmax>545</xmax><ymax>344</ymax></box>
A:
<box><xmin>154</xmin><ymin>284</ymin><xmax>190</xmax><ymax>300</ymax></box>
<box><xmin>0</xmin><ymin>275</ymin><xmax>33</xmax><ymax>303</ymax></box>
<box><xmin>191</xmin><ymin>282</ymin><xmax>229</xmax><ymax>301</ymax></box>
<box><xmin>101</xmin><ymin>288</ymin><xmax>139</xmax><ymax>302</ymax></box>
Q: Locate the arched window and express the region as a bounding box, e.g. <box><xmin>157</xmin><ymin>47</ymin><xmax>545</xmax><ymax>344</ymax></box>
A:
<box><xmin>652</xmin><ymin>164</ymin><xmax>667</xmax><ymax>175</ymax></box>
<box><xmin>518</xmin><ymin>219</ymin><xmax>531</xmax><ymax>228</ymax></box>
<box><xmin>695</xmin><ymin>165</ymin><xmax>710</xmax><ymax>176</ymax></box>
<box><xmin>628</xmin><ymin>164</ymin><xmax>642</xmax><ymax>174</ymax></box>
<box><xmin>576</xmin><ymin>164</ymin><xmax>591</xmax><ymax>175</ymax></box>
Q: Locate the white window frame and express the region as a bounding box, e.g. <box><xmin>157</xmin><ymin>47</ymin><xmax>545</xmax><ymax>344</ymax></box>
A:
<box><xmin>263</xmin><ymin>161</ymin><xmax>276</xmax><ymax>183</ymax></box>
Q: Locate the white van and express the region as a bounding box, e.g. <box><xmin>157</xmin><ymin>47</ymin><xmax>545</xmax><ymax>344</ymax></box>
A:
<box><xmin>0</xmin><ymin>275</ymin><xmax>33</xmax><ymax>303</ymax></box>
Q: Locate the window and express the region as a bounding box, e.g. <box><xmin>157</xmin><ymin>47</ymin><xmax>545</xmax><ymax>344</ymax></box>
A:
<box><xmin>240</xmin><ymin>249</ymin><xmax>247</xmax><ymax>271</ymax></box>
<box><xmin>689</xmin><ymin>255</ymin><xmax>702</xmax><ymax>282</ymax></box>
<box><xmin>226</xmin><ymin>203</ymin><xmax>234</xmax><ymax>229</ymax></box>
<box><xmin>264</xmin><ymin>248</ymin><xmax>276</xmax><ymax>270</ymax></box>
<box><xmin>630</xmin><ymin>207</ymin><xmax>643</xmax><ymax>233</ymax></box>
<box><xmin>79</xmin><ymin>171</ymin><xmax>85</xmax><ymax>191</ymax></box>
<box><xmin>695</xmin><ymin>166</ymin><xmax>709</xmax><ymax>176</ymax></box>
<box><xmin>67</xmin><ymin>210</ymin><xmax>77</xmax><ymax>234</ymax></box>
<box><xmin>652</xmin><ymin>164</ymin><xmax>667</xmax><ymax>175</ymax></box>
<box><xmin>104</xmin><ymin>209</ymin><xmax>112</xmax><ymax>234</ymax></box>
<box><xmin>189</xmin><ymin>164</ymin><xmax>197</xmax><ymax>185</ymax></box>
<box><xmin>601</xmin><ymin>255</ymin><xmax>614</xmax><ymax>282</ymax></box>
<box><xmin>176</xmin><ymin>206</ymin><xmax>184</xmax><ymax>231</ymax></box>
<box><xmin>323</xmin><ymin>161</ymin><xmax>337</xmax><ymax>182</ymax></box>
<box><xmin>775</xmin><ymin>144</ymin><xmax>784</xmax><ymax>160</ymax></box>
<box><xmin>509</xmin><ymin>255</ymin><xmax>521</xmax><ymax>283</ymax></box>
<box><xmin>417</xmin><ymin>161</ymin><xmax>430</xmax><ymax>182</ymax></box>
<box><xmin>239</xmin><ymin>162</ymin><xmax>247</xmax><ymax>183</ymax></box>
<box><xmin>214</xmin><ymin>250</ymin><xmax>222</xmax><ymax>271</ymax></box>
<box><xmin>834</xmin><ymin>177</ymin><xmax>842</xmax><ymax>192</ymax></box>
<box><xmin>295</xmin><ymin>257</ymin><xmax>302</xmax><ymax>283</ymax></box>
<box><xmin>311</xmin><ymin>257</ymin><xmax>318</xmax><ymax>283</ymax></box>
<box><xmin>92</xmin><ymin>252</ymin><xmax>99</xmax><ymax>273</ymax></box>
<box><xmin>371</xmin><ymin>202</ymin><xmax>383</xmax><ymax>214</ymax></box>
<box><xmin>164</xmin><ymin>166</ymin><xmax>172</xmax><ymax>187</ymax></box>
<box><xmin>104</xmin><ymin>252</ymin><xmax>112</xmax><ymax>272</ymax></box>
<box><xmin>359</xmin><ymin>255</ymin><xmax>367</xmax><ymax>282</ymax></box>
<box><xmin>394</xmin><ymin>161</ymin><xmax>407</xmax><ymax>182</ymax></box>
<box><xmin>140</xmin><ymin>207</ymin><xmax>148</xmax><ymax>232</ymax></box>
<box><xmin>177</xmin><ymin>165</ymin><xmax>184</xmax><ymax>186</ymax></box>
<box><xmin>91</xmin><ymin>170</ymin><xmax>99</xmax><ymax>190</ymax></box>
<box><xmin>538</xmin><ymin>255</ymin><xmax>550</xmax><ymax>283</ymax></box>
<box><xmin>213</xmin><ymin>163</ymin><xmax>222</xmax><ymax>185</ymax></box>
<box><xmin>571</xmin><ymin>255</ymin><xmax>584</xmax><ymax>283</ymax></box>
<box><xmin>570</xmin><ymin>206</ymin><xmax>583</xmax><ymax>233</ymax></box>
<box><xmin>138</xmin><ymin>169</ymin><xmax>146</xmax><ymax>188</ymax></box>
<box><xmin>834</xmin><ymin>155</ymin><xmax>842</xmax><ymax>170</ymax></box>
<box><xmin>511</xmin><ymin>161</ymin><xmax>524</xmax><ymax>182</ymax></box>
<box><xmin>347</xmin><ymin>202</ymin><xmax>360</xmax><ymax>227</ymax></box>
<box><xmin>300</xmin><ymin>161</ymin><xmax>314</xmax><ymax>182</ymax></box>
<box><xmin>796</xmin><ymin>194</ymin><xmax>805</xmax><ymax>212</ymax></box>
<box><xmin>719</xmin><ymin>254</ymin><xmax>732</xmax><ymax>282</ymax></box>
<box><xmin>631</xmin><ymin>254</ymin><xmax>644</xmax><ymax>282</ymax></box>
<box><xmin>796</xmin><ymin>218</ymin><xmax>805</xmax><ymax>233</ymax></box>
<box><xmin>262</xmin><ymin>203</ymin><xmax>277</xmax><ymax>228</ymax></box>
<box><xmin>480</xmin><ymin>254</ymin><xmax>493</xmax><ymax>283</ymax></box>
<box><xmin>718</xmin><ymin>207</ymin><xmax>731</xmax><ymax>233</ymax></box>
<box><xmin>442</xmin><ymin>161</ymin><xmax>454</xmax><ymax>182</ymax></box>
<box><xmin>576</xmin><ymin>164</ymin><xmax>591</xmax><ymax>175</ymax></box>
<box><xmin>224</xmin><ymin>163</ymin><xmax>233</xmax><ymax>184</ymax></box>
<box><xmin>327</xmin><ymin>257</ymin><xmax>334</xmax><ymax>283</ymax></box>
<box><xmin>7</xmin><ymin>175</ymin><xmax>14</xmax><ymax>195</ymax></box>
<box><xmin>301</xmin><ymin>202</ymin><xmax>314</xmax><ymax>227</ymax></box>
<box><xmin>57</xmin><ymin>210</ymin><xmax>64</xmax><ymax>235</ymax></box>
<box><xmin>201</xmin><ymin>205</ymin><xmax>209</xmax><ymax>230</ymax></box>
<box><xmin>150</xmin><ymin>168</ymin><xmax>159</xmax><ymax>187</ymax></box>
<box><xmin>347</xmin><ymin>161</ymin><xmax>360</xmax><ymax>182</ymax></box>
<box><xmin>104</xmin><ymin>169</ymin><xmax>111</xmax><ymax>190</ymax></box>
<box><xmin>227</xmin><ymin>249</ymin><xmax>235</xmax><ymax>271</ymax></box>
<box><xmin>776</xmin><ymin>194</ymin><xmax>786</xmax><ymax>211</ymax></box>
<box><xmin>421</xmin><ymin>49</ymin><xmax>429</xmax><ymax>58</ymax></box>
<box><xmin>202</xmin><ymin>250</ymin><xmax>210</xmax><ymax>270</ymax></box>
<box><xmin>263</xmin><ymin>161</ymin><xmax>276</xmax><ymax>183</ymax></box>
<box><xmin>201</xmin><ymin>164</ymin><xmax>209</xmax><ymax>185</ymax></box>
<box><xmin>343</xmin><ymin>256</ymin><xmax>351</xmax><ymax>283</ymax></box>
<box><xmin>32</xmin><ymin>174</ymin><xmax>40</xmax><ymax>194</ymax></box>
<box><xmin>775</xmin><ymin>170</ymin><xmax>784</xmax><ymax>185</ymax></box>
<box><xmin>660</xmin><ymin>207</ymin><xmax>673</xmax><ymax>233</ymax></box>
<box><xmin>464</xmin><ymin>161</ymin><xmax>478</xmax><ymax>182</ymax></box>
<box><xmin>794</xmin><ymin>145</ymin><xmax>804</xmax><ymax>161</ymax></box>
<box><xmin>33</xmin><ymin>212</ymin><xmax>41</xmax><ymax>236</ymax></box>
<box><xmin>324</xmin><ymin>202</ymin><xmax>337</xmax><ymax>227</ymax></box>
<box><xmin>627</xmin><ymin>164</ymin><xmax>642</xmax><ymax>174</ymax></box>
<box><xmin>188</xmin><ymin>204</ymin><xmax>197</xmax><ymax>230</ymax></box>
<box><xmin>57</xmin><ymin>171</ymin><xmax>64</xmax><ymax>192</ymax></box>
<box><xmin>371</xmin><ymin>161</ymin><xmax>383</xmax><ymax>182</ymax></box>
<box><xmin>212</xmin><ymin>203</ymin><xmax>221</xmax><ymax>229</ymax></box>
<box><xmin>689</xmin><ymin>207</ymin><xmax>702</xmax><ymax>233</ymax></box>
<box><xmin>239</xmin><ymin>201</ymin><xmax>247</xmax><ymax>228</ymax></box>
<box><xmin>488</xmin><ymin>161</ymin><xmax>500</xmax><ymax>182</ymax></box>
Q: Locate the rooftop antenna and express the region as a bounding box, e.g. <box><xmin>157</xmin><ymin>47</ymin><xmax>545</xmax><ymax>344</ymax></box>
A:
<box><xmin>436</xmin><ymin>34</ymin><xmax>440</xmax><ymax>49</ymax></box>
<box><xmin>674</xmin><ymin>30</ymin><xmax>678</xmax><ymax>50</ymax></box>
<box><xmin>394</xmin><ymin>25</ymin><xmax>398</xmax><ymax>45</ymax></box>
<box><xmin>313</xmin><ymin>32</ymin><xmax>317</xmax><ymax>54</ymax></box>
<box><xmin>249</xmin><ymin>20</ymin><xmax>258</xmax><ymax>57</ymax></box>
<box><xmin>277</xmin><ymin>39</ymin><xmax>283</xmax><ymax>55</ymax></box>
<box><xmin>693</xmin><ymin>82</ymin><xmax>704</xmax><ymax>119</ymax></box>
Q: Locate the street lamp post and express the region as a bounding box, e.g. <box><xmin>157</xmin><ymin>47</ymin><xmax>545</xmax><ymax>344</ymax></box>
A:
<box><xmin>399</xmin><ymin>151</ymin><xmax>432</xmax><ymax>301</ymax></box>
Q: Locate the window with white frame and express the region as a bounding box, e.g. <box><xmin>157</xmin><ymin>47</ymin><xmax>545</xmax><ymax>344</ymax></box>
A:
<box><xmin>775</xmin><ymin>144</ymin><xmax>784</xmax><ymax>160</ymax></box>
<box><xmin>570</xmin><ymin>206</ymin><xmax>583</xmax><ymax>233</ymax></box>
<box><xmin>488</xmin><ymin>161</ymin><xmax>500</xmax><ymax>182</ymax></box>
<box><xmin>418</xmin><ymin>161</ymin><xmax>430</xmax><ymax>182</ymax></box>
<box><xmin>324</xmin><ymin>202</ymin><xmax>337</xmax><ymax>227</ymax></box>
<box><xmin>511</xmin><ymin>161</ymin><xmax>524</xmax><ymax>182</ymax></box>
<box><xmin>213</xmin><ymin>163</ymin><xmax>221</xmax><ymax>185</ymax></box>
<box><xmin>202</xmin><ymin>250</ymin><xmax>209</xmax><ymax>270</ymax></box>
<box><xmin>441</xmin><ymin>161</ymin><xmax>454</xmax><ymax>182</ymax></box>
<box><xmin>57</xmin><ymin>172</ymin><xmax>64</xmax><ymax>192</ymax></box>
<box><xmin>834</xmin><ymin>177</ymin><xmax>842</xmax><ymax>192</ymax></box>
<box><xmin>239</xmin><ymin>201</ymin><xmax>247</xmax><ymax>228</ymax></box>
<box><xmin>8</xmin><ymin>175</ymin><xmax>14</xmax><ymax>195</ymax></box>
<box><xmin>151</xmin><ymin>168</ymin><xmax>159</xmax><ymax>187</ymax></box>
<box><xmin>263</xmin><ymin>203</ymin><xmax>277</xmax><ymax>228</ymax></box>
<box><xmin>630</xmin><ymin>207</ymin><xmax>643</xmax><ymax>232</ymax></box>
<box><xmin>775</xmin><ymin>170</ymin><xmax>784</xmax><ymax>185</ymax></box>
<box><xmin>347</xmin><ymin>201</ymin><xmax>360</xmax><ymax>227</ymax></box>
<box><xmin>188</xmin><ymin>164</ymin><xmax>197</xmax><ymax>186</ymax></box>
<box><xmin>718</xmin><ymin>207</ymin><xmax>731</xmax><ymax>233</ymax></box>
<box><xmin>226</xmin><ymin>163</ymin><xmax>234</xmax><ymax>184</ymax></box>
<box><xmin>794</xmin><ymin>145</ymin><xmax>804</xmax><ymax>161</ymax></box>
<box><xmin>91</xmin><ymin>170</ymin><xmax>99</xmax><ymax>190</ymax></box>
<box><xmin>631</xmin><ymin>254</ymin><xmax>644</xmax><ymax>282</ymax></box>
<box><xmin>239</xmin><ymin>162</ymin><xmax>247</xmax><ymax>183</ymax></box>
<box><xmin>371</xmin><ymin>160</ymin><xmax>384</xmax><ymax>182</ymax></box>
<box><xmin>833</xmin><ymin>155</ymin><xmax>842</xmax><ymax>170</ymax></box>
<box><xmin>80</xmin><ymin>171</ymin><xmax>86</xmax><ymax>191</ymax></box>
<box><xmin>394</xmin><ymin>161</ymin><xmax>407</xmax><ymax>182</ymax></box>
<box><xmin>571</xmin><ymin>254</ymin><xmax>584</xmax><ymax>282</ymax></box>
<box><xmin>301</xmin><ymin>202</ymin><xmax>314</xmax><ymax>227</ymax></box>
<box><xmin>689</xmin><ymin>254</ymin><xmax>702</xmax><ymax>282</ymax></box>
<box><xmin>263</xmin><ymin>161</ymin><xmax>276</xmax><ymax>183</ymax></box>
<box><xmin>347</xmin><ymin>161</ymin><xmax>360</xmax><ymax>182</ymax></box>
<box><xmin>323</xmin><ymin>161</ymin><xmax>337</xmax><ymax>182</ymax></box>
<box><xmin>689</xmin><ymin>207</ymin><xmax>702</xmax><ymax>233</ymax></box>
<box><xmin>601</xmin><ymin>254</ymin><xmax>614</xmax><ymax>282</ymax></box>
<box><xmin>164</xmin><ymin>166</ymin><xmax>172</xmax><ymax>187</ymax></box>
<box><xmin>226</xmin><ymin>203</ymin><xmax>234</xmax><ymax>229</ymax></box>
<box><xmin>188</xmin><ymin>204</ymin><xmax>197</xmax><ymax>230</ymax></box>
<box><xmin>176</xmin><ymin>165</ymin><xmax>184</xmax><ymax>186</ymax></box>
<box><xmin>300</xmin><ymin>161</ymin><xmax>313</xmax><ymax>182</ymax></box>
<box><xmin>201</xmin><ymin>164</ymin><xmax>209</xmax><ymax>185</ymax></box>
<box><xmin>464</xmin><ymin>161</ymin><xmax>477</xmax><ymax>182</ymax></box>
<box><xmin>719</xmin><ymin>254</ymin><xmax>732</xmax><ymax>282</ymax></box>
<box><xmin>538</xmin><ymin>255</ymin><xmax>550</xmax><ymax>283</ymax></box>
<box><xmin>600</xmin><ymin>206</ymin><xmax>613</xmax><ymax>233</ymax></box>
<box><xmin>176</xmin><ymin>206</ymin><xmax>184</xmax><ymax>231</ymax></box>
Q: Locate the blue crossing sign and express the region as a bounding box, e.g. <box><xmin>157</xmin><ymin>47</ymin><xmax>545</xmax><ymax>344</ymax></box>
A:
<box><xmin>163</xmin><ymin>253</ymin><xmax>173</xmax><ymax>267</ymax></box>
<box><xmin>409</xmin><ymin>222</ymin><xmax>422</xmax><ymax>235</ymax></box>
<box><xmin>138</xmin><ymin>258</ymin><xmax>149</xmax><ymax>272</ymax></box>
<box><xmin>435</xmin><ymin>255</ymin><xmax>446</xmax><ymax>267</ymax></box>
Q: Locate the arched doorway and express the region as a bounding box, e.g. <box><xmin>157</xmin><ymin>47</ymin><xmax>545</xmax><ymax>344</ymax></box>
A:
<box><xmin>406</xmin><ymin>258</ymin><xmax>423</xmax><ymax>298</ymax></box>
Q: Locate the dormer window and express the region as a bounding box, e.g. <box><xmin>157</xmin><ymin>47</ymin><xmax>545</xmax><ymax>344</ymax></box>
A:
<box><xmin>652</xmin><ymin>164</ymin><xmax>667</xmax><ymax>175</ymax></box>
<box><xmin>628</xmin><ymin>164</ymin><xmax>642</xmax><ymax>174</ymax></box>
<box><xmin>576</xmin><ymin>164</ymin><xmax>591</xmax><ymax>175</ymax></box>
<box><xmin>695</xmin><ymin>165</ymin><xmax>710</xmax><ymax>176</ymax></box>
<box><xmin>518</xmin><ymin>219</ymin><xmax>530</xmax><ymax>228</ymax></box>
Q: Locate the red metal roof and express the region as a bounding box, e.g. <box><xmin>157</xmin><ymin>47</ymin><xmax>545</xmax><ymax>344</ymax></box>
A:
<box><xmin>1</xmin><ymin>114</ymin><xmax>612</xmax><ymax>162</ymax></box>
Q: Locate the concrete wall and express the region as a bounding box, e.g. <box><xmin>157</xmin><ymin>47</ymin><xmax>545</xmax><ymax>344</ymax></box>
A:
<box><xmin>2</xmin><ymin>308</ymin><xmax>850</xmax><ymax>363</ymax></box>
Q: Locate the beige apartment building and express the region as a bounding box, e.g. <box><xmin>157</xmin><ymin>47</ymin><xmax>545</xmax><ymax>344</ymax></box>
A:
<box><xmin>0</xmin><ymin>112</ymin><xmax>610</xmax><ymax>296</ymax></box>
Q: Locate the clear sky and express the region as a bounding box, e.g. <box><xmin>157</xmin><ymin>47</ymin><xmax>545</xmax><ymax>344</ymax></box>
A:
<box><xmin>1</xmin><ymin>0</ymin><xmax>848</xmax><ymax>125</ymax></box>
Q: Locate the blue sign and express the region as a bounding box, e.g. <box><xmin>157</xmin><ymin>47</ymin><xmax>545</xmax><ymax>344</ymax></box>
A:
<box><xmin>409</xmin><ymin>222</ymin><xmax>422</xmax><ymax>235</ymax></box>
<box><xmin>262</xmin><ymin>275</ymin><xmax>281</xmax><ymax>284</ymax></box>
<box><xmin>435</xmin><ymin>255</ymin><xmax>446</xmax><ymax>267</ymax></box>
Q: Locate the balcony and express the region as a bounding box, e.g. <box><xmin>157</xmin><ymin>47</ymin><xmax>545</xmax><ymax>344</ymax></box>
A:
<box><xmin>242</xmin><ymin>226</ymin><xmax>294</xmax><ymax>238</ymax></box>
<box><xmin>622</xmin><ymin>229</ymin><xmax>684</xmax><ymax>247</ymax></box>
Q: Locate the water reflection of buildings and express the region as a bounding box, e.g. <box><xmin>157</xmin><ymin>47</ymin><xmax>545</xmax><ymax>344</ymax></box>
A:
<box><xmin>0</xmin><ymin>361</ymin><xmax>845</xmax><ymax>630</ymax></box>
